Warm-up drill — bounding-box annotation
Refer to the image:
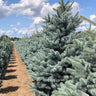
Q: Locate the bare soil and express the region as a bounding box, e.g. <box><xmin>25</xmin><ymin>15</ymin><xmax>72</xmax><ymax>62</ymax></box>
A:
<box><xmin>0</xmin><ymin>45</ymin><xmax>34</xmax><ymax>96</ymax></box>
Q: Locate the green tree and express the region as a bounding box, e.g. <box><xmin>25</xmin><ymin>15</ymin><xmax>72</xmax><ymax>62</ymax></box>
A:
<box><xmin>30</xmin><ymin>0</ymin><xmax>81</xmax><ymax>96</ymax></box>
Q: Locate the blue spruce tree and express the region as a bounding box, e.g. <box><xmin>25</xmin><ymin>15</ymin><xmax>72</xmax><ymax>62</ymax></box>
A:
<box><xmin>30</xmin><ymin>0</ymin><xmax>82</xmax><ymax>96</ymax></box>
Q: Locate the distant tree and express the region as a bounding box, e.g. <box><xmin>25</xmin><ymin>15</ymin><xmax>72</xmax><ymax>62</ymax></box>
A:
<box><xmin>0</xmin><ymin>35</ymin><xmax>10</xmax><ymax>41</ymax></box>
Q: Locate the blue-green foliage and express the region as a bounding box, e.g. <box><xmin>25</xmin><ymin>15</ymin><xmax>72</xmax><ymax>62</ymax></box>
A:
<box><xmin>0</xmin><ymin>35</ymin><xmax>13</xmax><ymax>87</ymax></box>
<box><xmin>52</xmin><ymin>81</ymin><xmax>89</xmax><ymax>96</ymax></box>
<box><xmin>15</xmin><ymin>0</ymin><xmax>81</xmax><ymax>96</ymax></box>
<box><xmin>52</xmin><ymin>27</ymin><xmax>96</xmax><ymax>96</ymax></box>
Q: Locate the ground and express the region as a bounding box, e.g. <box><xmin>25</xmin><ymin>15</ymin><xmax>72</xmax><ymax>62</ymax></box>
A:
<box><xmin>0</xmin><ymin>45</ymin><xmax>34</xmax><ymax>96</ymax></box>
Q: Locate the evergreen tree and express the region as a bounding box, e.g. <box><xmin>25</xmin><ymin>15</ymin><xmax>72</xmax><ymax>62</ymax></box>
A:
<box><xmin>29</xmin><ymin>0</ymin><xmax>81</xmax><ymax>96</ymax></box>
<box><xmin>42</xmin><ymin>0</ymin><xmax>81</xmax><ymax>53</ymax></box>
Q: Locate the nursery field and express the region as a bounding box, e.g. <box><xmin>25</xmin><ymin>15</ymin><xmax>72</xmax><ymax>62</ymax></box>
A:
<box><xmin>0</xmin><ymin>0</ymin><xmax>96</xmax><ymax>96</ymax></box>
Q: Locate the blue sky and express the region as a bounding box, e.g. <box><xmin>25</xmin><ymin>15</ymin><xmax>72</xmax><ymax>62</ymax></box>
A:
<box><xmin>0</xmin><ymin>0</ymin><xmax>96</xmax><ymax>37</ymax></box>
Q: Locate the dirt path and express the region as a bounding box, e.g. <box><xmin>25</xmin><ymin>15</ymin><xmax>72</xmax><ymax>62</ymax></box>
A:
<box><xmin>0</xmin><ymin>45</ymin><xmax>34</xmax><ymax>96</ymax></box>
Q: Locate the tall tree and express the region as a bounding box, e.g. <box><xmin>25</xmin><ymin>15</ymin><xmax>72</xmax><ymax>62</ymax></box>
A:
<box><xmin>30</xmin><ymin>0</ymin><xmax>82</xmax><ymax>96</ymax></box>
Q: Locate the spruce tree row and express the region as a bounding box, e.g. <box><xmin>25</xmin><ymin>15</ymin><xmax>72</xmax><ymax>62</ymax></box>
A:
<box><xmin>0</xmin><ymin>35</ymin><xmax>13</xmax><ymax>87</ymax></box>
<box><xmin>15</xmin><ymin>0</ymin><xmax>96</xmax><ymax>96</ymax></box>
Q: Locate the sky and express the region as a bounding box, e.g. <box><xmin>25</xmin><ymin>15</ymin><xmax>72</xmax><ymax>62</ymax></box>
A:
<box><xmin>0</xmin><ymin>0</ymin><xmax>96</xmax><ymax>37</ymax></box>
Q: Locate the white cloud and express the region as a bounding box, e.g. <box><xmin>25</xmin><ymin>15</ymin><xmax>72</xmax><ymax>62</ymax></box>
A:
<box><xmin>0</xmin><ymin>0</ymin><xmax>80</xmax><ymax>22</ymax></box>
<box><xmin>18</xmin><ymin>28</ymin><xmax>27</xmax><ymax>35</ymax></box>
<box><xmin>80</xmin><ymin>20</ymin><xmax>89</xmax><ymax>26</ymax></box>
<box><xmin>33</xmin><ymin>17</ymin><xmax>43</xmax><ymax>25</ymax></box>
<box><xmin>0</xmin><ymin>1</ymin><xmax>11</xmax><ymax>18</ymax></box>
<box><xmin>0</xmin><ymin>0</ymin><xmax>81</xmax><ymax>37</ymax></box>
<box><xmin>17</xmin><ymin>27</ymin><xmax>36</xmax><ymax>35</ymax></box>
<box><xmin>10</xmin><ymin>24</ymin><xmax>14</xmax><ymax>27</ymax></box>
<box><xmin>71</xmin><ymin>2</ymin><xmax>80</xmax><ymax>14</ymax></box>
<box><xmin>10</xmin><ymin>22</ymin><xmax>21</xmax><ymax>27</ymax></box>
<box><xmin>0</xmin><ymin>0</ymin><xmax>44</xmax><ymax>18</ymax></box>
<box><xmin>0</xmin><ymin>0</ymin><xmax>80</xmax><ymax>19</ymax></box>
<box><xmin>90</xmin><ymin>15</ymin><xmax>96</xmax><ymax>20</ymax></box>
<box><xmin>40</xmin><ymin>2</ymin><xmax>59</xmax><ymax>17</ymax></box>
<box><xmin>77</xmin><ymin>15</ymin><xmax>96</xmax><ymax>31</ymax></box>
<box><xmin>0</xmin><ymin>29</ymin><xmax>5</xmax><ymax>35</ymax></box>
<box><xmin>17</xmin><ymin>22</ymin><xmax>20</xmax><ymax>26</ymax></box>
<box><xmin>91</xmin><ymin>25</ymin><xmax>96</xmax><ymax>30</ymax></box>
<box><xmin>9</xmin><ymin>0</ymin><xmax>47</xmax><ymax>17</ymax></box>
<box><xmin>12</xmin><ymin>27</ymin><xmax>18</xmax><ymax>32</ymax></box>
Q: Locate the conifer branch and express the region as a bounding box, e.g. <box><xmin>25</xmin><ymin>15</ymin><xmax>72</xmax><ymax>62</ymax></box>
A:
<box><xmin>80</xmin><ymin>15</ymin><xmax>96</xmax><ymax>26</ymax></box>
<box><xmin>65</xmin><ymin>1</ymin><xmax>70</xmax><ymax>6</ymax></box>
<box><xmin>70</xmin><ymin>1</ymin><xmax>75</xmax><ymax>8</ymax></box>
